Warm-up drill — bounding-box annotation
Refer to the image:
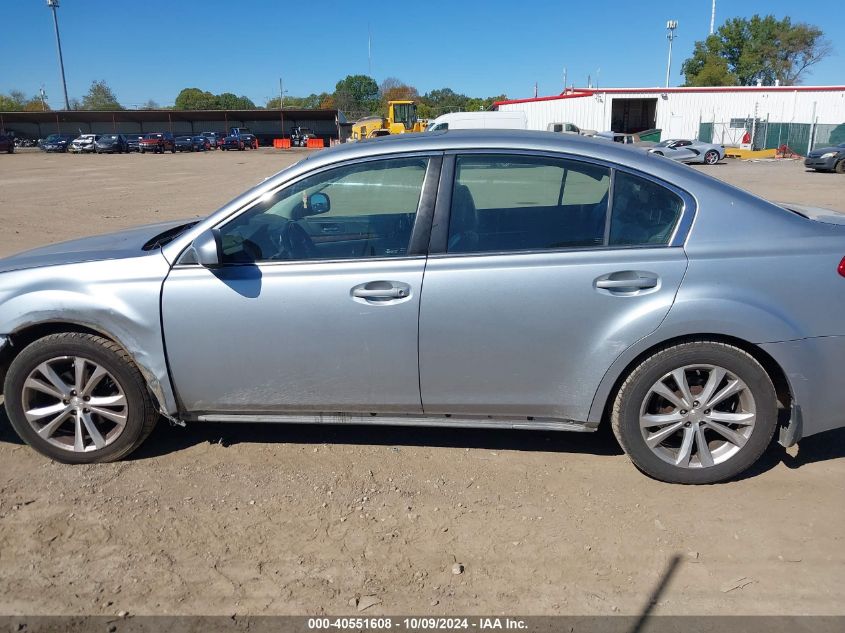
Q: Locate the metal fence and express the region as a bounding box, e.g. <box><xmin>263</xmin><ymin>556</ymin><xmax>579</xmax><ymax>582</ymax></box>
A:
<box><xmin>698</xmin><ymin>119</ymin><xmax>845</xmax><ymax>155</ymax></box>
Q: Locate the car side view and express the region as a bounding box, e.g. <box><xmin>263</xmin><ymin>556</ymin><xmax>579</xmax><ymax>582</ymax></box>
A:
<box><xmin>1</xmin><ymin>130</ymin><xmax>844</xmax><ymax>484</ymax></box>
<box><xmin>648</xmin><ymin>139</ymin><xmax>725</xmax><ymax>165</ymax></box>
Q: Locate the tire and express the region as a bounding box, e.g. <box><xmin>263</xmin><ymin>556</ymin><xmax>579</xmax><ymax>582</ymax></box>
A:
<box><xmin>704</xmin><ymin>150</ymin><xmax>719</xmax><ymax>165</ymax></box>
<box><xmin>835</xmin><ymin>160</ymin><xmax>845</xmax><ymax>174</ymax></box>
<box><xmin>610</xmin><ymin>341</ymin><xmax>778</xmax><ymax>484</ymax></box>
<box><xmin>4</xmin><ymin>333</ymin><xmax>158</xmax><ymax>464</ymax></box>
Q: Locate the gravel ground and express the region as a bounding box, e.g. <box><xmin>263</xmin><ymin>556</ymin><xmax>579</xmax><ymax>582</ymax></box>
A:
<box><xmin>0</xmin><ymin>149</ymin><xmax>843</xmax><ymax>616</ymax></box>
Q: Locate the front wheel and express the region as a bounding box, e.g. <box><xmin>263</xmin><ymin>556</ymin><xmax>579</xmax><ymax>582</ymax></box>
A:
<box><xmin>611</xmin><ymin>341</ymin><xmax>778</xmax><ymax>484</ymax></box>
<box><xmin>4</xmin><ymin>333</ymin><xmax>159</xmax><ymax>464</ymax></box>
<box><xmin>835</xmin><ymin>160</ymin><xmax>845</xmax><ymax>174</ymax></box>
<box><xmin>704</xmin><ymin>150</ymin><xmax>719</xmax><ymax>165</ymax></box>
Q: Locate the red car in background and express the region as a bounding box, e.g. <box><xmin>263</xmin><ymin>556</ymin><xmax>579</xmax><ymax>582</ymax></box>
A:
<box><xmin>139</xmin><ymin>132</ymin><xmax>176</xmax><ymax>154</ymax></box>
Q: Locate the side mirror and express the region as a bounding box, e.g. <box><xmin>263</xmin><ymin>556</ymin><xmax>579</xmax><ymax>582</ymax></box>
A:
<box><xmin>190</xmin><ymin>228</ymin><xmax>223</xmax><ymax>267</ymax></box>
<box><xmin>307</xmin><ymin>192</ymin><xmax>331</xmax><ymax>215</ymax></box>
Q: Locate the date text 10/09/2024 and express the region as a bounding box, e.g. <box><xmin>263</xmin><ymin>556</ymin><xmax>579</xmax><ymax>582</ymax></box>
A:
<box><xmin>307</xmin><ymin>618</ymin><xmax>528</xmax><ymax>630</ymax></box>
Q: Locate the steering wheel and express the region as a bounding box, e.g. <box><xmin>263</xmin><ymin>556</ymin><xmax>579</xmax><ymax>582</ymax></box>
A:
<box><xmin>278</xmin><ymin>221</ymin><xmax>318</xmax><ymax>260</ymax></box>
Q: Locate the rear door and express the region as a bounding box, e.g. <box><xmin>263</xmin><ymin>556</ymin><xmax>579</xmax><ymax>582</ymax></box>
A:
<box><xmin>418</xmin><ymin>153</ymin><xmax>691</xmax><ymax>423</ymax></box>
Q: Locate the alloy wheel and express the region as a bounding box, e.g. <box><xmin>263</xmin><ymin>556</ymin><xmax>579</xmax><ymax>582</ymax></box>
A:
<box><xmin>21</xmin><ymin>355</ymin><xmax>128</xmax><ymax>452</ymax></box>
<box><xmin>639</xmin><ymin>364</ymin><xmax>756</xmax><ymax>468</ymax></box>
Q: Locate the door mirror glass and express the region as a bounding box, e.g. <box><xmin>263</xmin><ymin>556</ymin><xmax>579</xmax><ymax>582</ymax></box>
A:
<box><xmin>306</xmin><ymin>192</ymin><xmax>331</xmax><ymax>216</ymax></box>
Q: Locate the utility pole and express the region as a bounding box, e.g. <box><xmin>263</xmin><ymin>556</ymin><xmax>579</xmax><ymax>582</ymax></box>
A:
<box><xmin>39</xmin><ymin>86</ymin><xmax>48</xmax><ymax>111</ymax></box>
<box><xmin>563</xmin><ymin>67</ymin><xmax>567</xmax><ymax>92</ymax></box>
<box><xmin>46</xmin><ymin>0</ymin><xmax>70</xmax><ymax>110</ymax></box>
<box><xmin>367</xmin><ymin>24</ymin><xmax>372</xmax><ymax>76</ymax></box>
<box><xmin>665</xmin><ymin>20</ymin><xmax>678</xmax><ymax>88</ymax></box>
<box><xmin>710</xmin><ymin>0</ymin><xmax>716</xmax><ymax>34</ymax></box>
<box><xmin>279</xmin><ymin>77</ymin><xmax>285</xmax><ymax>137</ymax></box>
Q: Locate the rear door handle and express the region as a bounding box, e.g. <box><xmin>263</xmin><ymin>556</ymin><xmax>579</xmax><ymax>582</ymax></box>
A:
<box><xmin>596</xmin><ymin>277</ymin><xmax>658</xmax><ymax>289</ymax></box>
<box><xmin>595</xmin><ymin>271</ymin><xmax>660</xmax><ymax>293</ymax></box>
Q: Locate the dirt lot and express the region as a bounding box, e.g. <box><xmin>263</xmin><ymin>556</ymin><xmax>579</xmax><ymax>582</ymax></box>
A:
<box><xmin>0</xmin><ymin>150</ymin><xmax>843</xmax><ymax>617</ymax></box>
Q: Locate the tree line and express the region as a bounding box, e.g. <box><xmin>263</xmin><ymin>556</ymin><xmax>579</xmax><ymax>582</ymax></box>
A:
<box><xmin>1</xmin><ymin>15</ymin><xmax>831</xmax><ymax>114</ymax></box>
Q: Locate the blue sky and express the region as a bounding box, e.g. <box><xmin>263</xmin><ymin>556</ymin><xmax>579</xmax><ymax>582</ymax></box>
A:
<box><xmin>1</xmin><ymin>0</ymin><xmax>842</xmax><ymax>109</ymax></box>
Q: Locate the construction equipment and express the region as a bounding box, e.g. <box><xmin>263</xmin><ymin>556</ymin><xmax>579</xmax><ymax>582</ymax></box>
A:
<box><xmin>349</xmin><ymin>100</ymin><xmax>426</xmax><ymax>141</ymax></box>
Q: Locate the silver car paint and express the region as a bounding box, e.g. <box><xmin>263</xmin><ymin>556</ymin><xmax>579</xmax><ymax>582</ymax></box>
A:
<box><xmin>1</xmin><ymin>130</ymin><xmax>844</xmax><ymax>442</ymax></box>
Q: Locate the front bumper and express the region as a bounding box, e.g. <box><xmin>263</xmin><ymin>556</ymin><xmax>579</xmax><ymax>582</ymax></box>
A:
<box><xmin>804</xmin><ymin>156</ymin><xmax>838</xmax><ymax>170</ymax></box>
<box><xmin>760</xmin><ymin>335</ymin><xmax>845</xmax><ymax>441</ymax></box>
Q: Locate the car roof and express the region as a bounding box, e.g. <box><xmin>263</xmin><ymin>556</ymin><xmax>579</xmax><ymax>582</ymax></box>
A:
<box><xmin>306</xmin><ymin>129</ymin><xmax>667</xmax><ymax>172</ymax></box>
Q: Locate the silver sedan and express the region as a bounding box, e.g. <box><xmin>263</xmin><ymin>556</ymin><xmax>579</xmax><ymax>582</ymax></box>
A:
<box><xmin>1</xmin><ymin>130</ymin><xmax>844</xmax><ymax>484</ymax></box>
<box><xmin>649</xmin><ymin>139</ymin><xmax>725</xmax><ymax>164</ymax></box>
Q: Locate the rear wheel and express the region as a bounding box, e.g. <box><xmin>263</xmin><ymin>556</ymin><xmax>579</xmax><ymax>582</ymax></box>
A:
<box><xmin>704</xmin><ymin>150</ymin><xmax>719</xmax><ymax>165</ymax></box>
<box><xmin>611</xmin><ymin>341</ymin><xmax>778</xmax><ymax>484</ymax></box>
<box><xmin>4</xmin><ymin>333</ymin><xmax>158</xmax><ymax>464</ymax></box>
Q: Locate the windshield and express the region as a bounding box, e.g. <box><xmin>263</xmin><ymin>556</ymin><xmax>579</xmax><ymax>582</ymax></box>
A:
<box><xmin>101</xmin><ymin>135</ymin><xmax>119</xmax><ymax>140</ymax></box>
<box><xmin>45</xmin><ymin>134</ymin><xmax>62</xmax><ymax>142</ymax></box>
<box><xmin>144</xmin><ymin>134</ymin><xmax>162</xmax><ymax>139</ymax></box>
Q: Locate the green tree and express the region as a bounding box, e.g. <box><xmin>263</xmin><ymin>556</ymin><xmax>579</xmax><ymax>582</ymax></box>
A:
<box><xmin>334</xmin><ymin>74</ymin><xmax>379</xmax><ymax>117</ymax></box>
<box><xmin>682</xmin><ymin>15</ymin><xmax>831</xmax><ymax>86</ymax></box>
<box><xmin>81</xmin><ymin>80</ymin><xmax>122</xmax><ymax>110</ymax></box>
<box><xmin>174</xmin><ymin>87</ymin><xmax>218</xmax><ymax>110</ymax></box>
<box><xmin>216</xmin><ymin>92</ymin><xmax>256</xmax><ymax>110</ymax></box>
<box><xmin>140</xmin><ymin>99</ymin><xmax>160</xmax><ymax>110</ymax></box>
<box><xmin>0</xmin><ymin>90</ymin><xmax>28</xmax><ymax>111</ymax></box>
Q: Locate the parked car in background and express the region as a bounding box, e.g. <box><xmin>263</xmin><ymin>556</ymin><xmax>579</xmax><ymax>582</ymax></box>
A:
<box><xmin>200</xmin><ymin>132</ymin><xmax>221</xmax><ymax>149</ymax></box>
<box><xmin>804</xmin><ymin>143</ymin><xmax>845</xmax><ymax>173</ymax></box>
<box><xmin>426</xmin><ymin>111</ymin><xmax>527</xmax><ymax>132</ymax></box>
<box><xmin>227</xmin><ymin>127</ymin><xmax>258</xmax><ymax>149</ymax></box>
<box><xmin>40</xmin><ymin>133</ymin><xmax>76</xmax><ymax>152</ymax></box>
<box><xmin>69</xmin><ymin>134</ymin><xmax>100</xmax><ymax>153</ymax></box>
<box><xmin>593</xmin><ymin>131</ymin><xmax>655</xmax><ymax>146</ymax></box>
<box><xmin>220</xmin><ymin>135</ymin><xmax>246</xmax><ymax>151</ymax></box>
<box><xmin>648</xmin><ymin>139</ymin><xmax>725</xmax><ymax>165</ymax></box>
<box><xmin>95</xmin><ymin>134</ymin><xmax>129</xmax><ymax>154</ymax></box>
<box><xmin>290</xmin><ymin>126</ymin><xmax>318</xmax><ymax>147</ymax></box>
<box><xmin>193</xmin><ymin>135</ymin><xmax>210</xmax><ymax>151</ymax></box>
<box><xmin>175</xmin><ymin>135</ymin><xmax>195</xmax><ymax>152</ymax></box>
<box><xmin>546</xmin><ymin>122</ymin><xmax>596</xmax><ymax>136</ymax></box>
<box><xmin>139</xmin><ymin>132</ymin><xmax>175</xmax><ymax>154</ymax></box>
<box><xmin>0</xmin><ymin>133</ymin><xmax>15</xmax><ymax>154</ymax></box>
<box><xmin>2</xmin><ymin>130</ymin><xmax>845</xmax><ymax>485</ymax></box>
<box><xmin>124</xmin><ymin>134</ymin><xmax>144</xmax><ymax>152</ymax></box>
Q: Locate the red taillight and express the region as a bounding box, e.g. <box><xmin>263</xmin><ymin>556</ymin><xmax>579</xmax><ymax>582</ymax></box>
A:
<box><xmin>839</xmin><ymin>257</ymin><xmax>845</xmax><ymax>278</ymax></box>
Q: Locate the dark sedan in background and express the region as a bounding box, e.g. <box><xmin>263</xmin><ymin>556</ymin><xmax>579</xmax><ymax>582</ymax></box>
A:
<box><xmin>40</xmin><ymin>133</ymin><xmax>77</xmax><ymax>152</ymax></box>
<box><xmin>125</xmin><ymin>134</ymin><xmax>143</xmax><ymax>152</ymax></box>
<box><xmin>804</xmin><ymin>143</ymin><xmax>845</xmax><ymax>173</ymax></box>
<box><xmin>95</xmin><ymin>134</ymin><xmax>129</xmax><ymax>154</ymax></box>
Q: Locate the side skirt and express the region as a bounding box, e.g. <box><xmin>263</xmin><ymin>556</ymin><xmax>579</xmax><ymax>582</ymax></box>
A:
<box><xmin>193</xmin><ymin>412</ymin><xmax>598</xmax><ymax>433</ymax></box>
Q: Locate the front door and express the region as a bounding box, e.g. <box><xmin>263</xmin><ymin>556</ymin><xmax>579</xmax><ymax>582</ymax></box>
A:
<box><xmin>419</xmin><ymin>153</ymin><xmax>690</xmax><ymax>423</ymax></box>
<box><xmin>162</xmin><ymin>155</ymin><xmax>438</xmax><ymax>415</ymax></box>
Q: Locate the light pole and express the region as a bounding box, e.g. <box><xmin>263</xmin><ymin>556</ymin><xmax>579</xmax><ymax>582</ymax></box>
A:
<box><xmin>665</xmin><ymin>20</ymin><xmax>678</xmax><ymax>88</ymax></box>
<box><xmin>279</xmin><ymin>77</ymin><xmax>288</xmax><ymax>137</ymax></box>
<box><xmin>710</xmin><ymin>0</ymin><xmax>716</xmax><ymax>35</ymax></box>
<box><xmin>47</xmin><ymin>0</ymin><xmax>70</xmax><ymax>110</ymax></box>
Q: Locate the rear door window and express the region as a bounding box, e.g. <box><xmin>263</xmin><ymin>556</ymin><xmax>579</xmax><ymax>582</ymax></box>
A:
<box><xmin>609</xmin><ymin>171</ymin><xmax>684</xmax><ymax>246</ymax></box>
<box><xmin>447</xmin><ymin>155</ymin><xmax>610</xmax><ymax>253</ymax></box>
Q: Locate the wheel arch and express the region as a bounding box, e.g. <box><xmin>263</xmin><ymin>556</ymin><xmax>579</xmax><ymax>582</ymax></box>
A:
<box><xmin>588</xmin><ymin>333</ymin><xmax>792</xmax><ymax>427</ymax></box>
<box><xmin>1</xmin><ymin>320</ymin><xmax>172</xmax><ymax>416</ymax></box>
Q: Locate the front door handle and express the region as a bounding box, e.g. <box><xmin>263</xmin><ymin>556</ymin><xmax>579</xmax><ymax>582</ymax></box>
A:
<box><xmin>352</xmin><ymin>287</ymin><xmax>406</xmax><ymax>299</ymax></box>
<box><xmin>350</xmin><ymin>281</ymin><xmax>412</xmax><ymax>303</ymax></box>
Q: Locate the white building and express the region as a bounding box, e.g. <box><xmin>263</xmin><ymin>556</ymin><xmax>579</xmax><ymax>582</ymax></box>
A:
<box><xmin>495</xmin><ymin>86</ymin><xmax>845</xmax><ymax>153</ymax></box>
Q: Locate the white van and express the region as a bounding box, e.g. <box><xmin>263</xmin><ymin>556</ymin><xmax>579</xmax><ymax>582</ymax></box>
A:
<box><xmin>426</xmin><ymin>111</ymin><xmax>527</xmax><ymax>131</ymax></box>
